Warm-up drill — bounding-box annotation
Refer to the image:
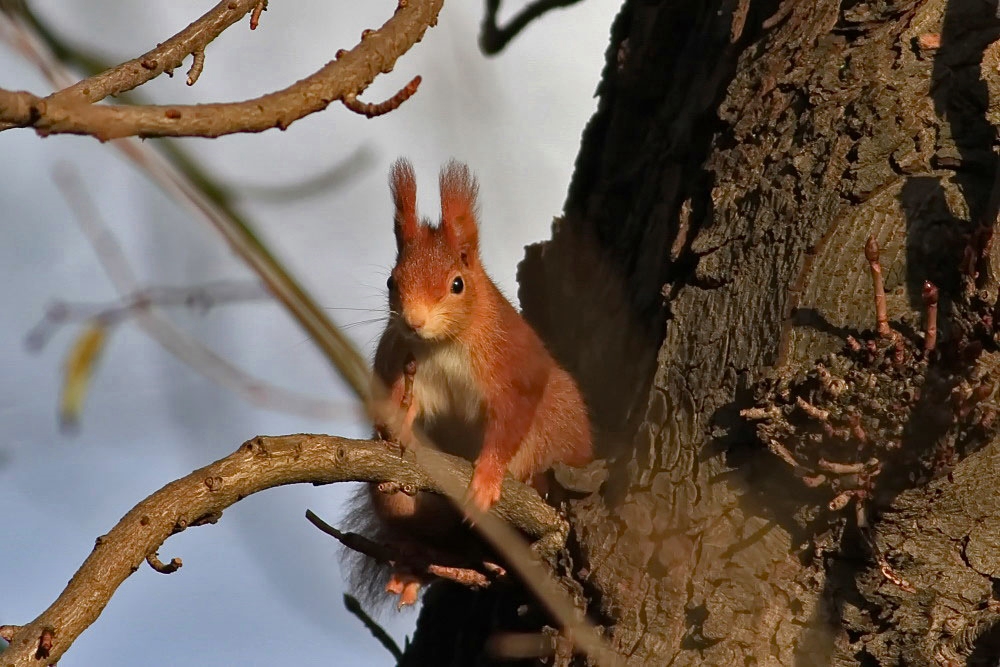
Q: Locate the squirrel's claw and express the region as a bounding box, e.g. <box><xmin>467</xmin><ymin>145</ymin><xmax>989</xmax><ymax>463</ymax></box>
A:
<box><xmin>467</xmin><ymin>463</ymin><xmax>503</xmax><ymax>515</ymax></box>
<box><xmin>386</xmin><ymin>571</ymin><xmax>422</xmax><ymax>609</ymax></box>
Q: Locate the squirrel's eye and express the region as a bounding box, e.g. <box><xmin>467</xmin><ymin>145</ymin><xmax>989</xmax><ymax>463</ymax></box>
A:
<box><xmin>451</xmin><ymin>276</ymin><xmax>464</xmax><ymax>294</ymax></box>
<box><xmin>386</xmin><ymin>275</ymin><xmax>396</xmax><ymax>292</ymax></box>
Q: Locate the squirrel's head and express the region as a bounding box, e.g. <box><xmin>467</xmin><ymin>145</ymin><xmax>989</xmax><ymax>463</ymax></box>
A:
<box><xmin>386</xmin><ymin>158</ymin><xmax>484</xmax><ymax>342</ymax></box>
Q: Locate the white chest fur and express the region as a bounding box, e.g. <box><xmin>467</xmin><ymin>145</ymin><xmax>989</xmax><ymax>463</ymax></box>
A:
<box><xmin>412</xmin><ymin>341</ymin><xmax>483</xmax><ymax>423</ymax></box>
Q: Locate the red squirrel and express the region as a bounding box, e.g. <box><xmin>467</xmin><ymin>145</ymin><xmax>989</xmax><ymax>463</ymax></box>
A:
<box><xmin>345</xmin><ymin>158</ymin><xmax>592</xmax><ymax>609</ymax></box>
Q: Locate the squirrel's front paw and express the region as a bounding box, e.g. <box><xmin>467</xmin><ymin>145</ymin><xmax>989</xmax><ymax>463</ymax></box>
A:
<box><xmin>376</xmin><ymin>481</ymin><xmax>417</xmax><ymax>496</ymax></box>
<box><xmin>386</xmin><ymin>571</ymin><xmax>422</xmax><ymax>609</ymax></box>
<box><xmin>467</xmin><ymin>462</ymin><xmax>503</xmax><ymax>514</ymax></box>
<box><xmin>373</xmin><ymin>420</ymin><xmax>412</xmax><ymax>456</ymax></box>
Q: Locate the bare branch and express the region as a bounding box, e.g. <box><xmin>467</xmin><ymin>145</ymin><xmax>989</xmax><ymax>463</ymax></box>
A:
<box><xmin>342</xmin><ymin>594</ymin><xmax>404</xmax><ymax>662</ymax></box>
<box><xmin>397</xmin><ymin>428</ymin><xmax>618</xmax><ymax>665</ymax></box>
<box><xmin>4</xmin><ymin>5</ymin><xmax>371</xmax><ymax>413</ymax></box>
<box><xmin>865</xmin><ymin>235</ymin><xmax>894</xmax><ymax>339</ymax></box>
<box><xmin>250</xmin><ymin>1</ymin><xmax>268</xmax><ymax>30</ymax></box>
<box><xmin>0</xmin><ymin>88</ymin><xmax>37</xmax><ymax>123</ymax></box>
<box><xmin>480</xmin><ymin>0</ymin><xmax>583</xmax><ymax>55</ymax></box>
<box><xmin>817</xmin><ymin>458</ymin><xmax>872</xmax><ymax>475</ymax></box>
<box><xmin>342</xmin><ymin>75</ymin><xmax>422</xmax><ymax>118</ymax></box>
<box><xmin>145</xmin><ymin>552</ymin><xmax>183</xmax><ymax>574</ymax></box>
<box><xmin>0</xmin><ymin>434</ymin><xmax>566</xmax><ymax>666</ymax></box>
<box><xmin>48</xmin><ymin>0</ymin><xmax>261</xmax><ymax>104</ymax></box>
<box><xmin>26</xmin><ymin>281</ymin><xmax>270</xmax><ymax>349</ymax></box>
<box><xmin>19</xmin><ymin>31</ymin><xmax>379</xmax><ymax>420</ymax></box>
<box><xmin>186</xmin><ymin>49</ymin><xmax>205</xmax><ymax>86</ymax></box>
<box><xmin>235</xmin><ymin>143</ymin><xmax>376</xmax><ymax>201</ymax></box>
<box><xmin>51</xmin><ymin>164</ymin><xmax>353</xmax><ymax>421</ymax></box>
<box><xmin>0</xmin><ymin>0</ymin><xmax>443</xmax><ymax>139</ymax></box>
<box><xmin>6</xmin><ymin>14</ymin><xmax>617</xmax><ymax>662</ymax></box>
<box><xmin>305</xmin><ymin>509</ymin><xmax>497</xmax><ymax>589</ymax></box>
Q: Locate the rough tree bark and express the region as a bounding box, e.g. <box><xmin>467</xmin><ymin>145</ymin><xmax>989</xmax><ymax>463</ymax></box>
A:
<box><xmin>403</xmin><ymin>0</ymin><xmax>1000</xmax><ymax>664</ymax></box>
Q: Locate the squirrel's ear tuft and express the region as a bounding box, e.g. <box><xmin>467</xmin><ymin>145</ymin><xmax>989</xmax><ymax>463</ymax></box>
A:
<box><xmin>390</xmin><ymin>158</ymin><xmax>420</xmax><ymax>249</ymax></box>
<box><xmin>439</xmin><ymin>160</ymin><xmax>479</xmax><ymax>256</ymax></box>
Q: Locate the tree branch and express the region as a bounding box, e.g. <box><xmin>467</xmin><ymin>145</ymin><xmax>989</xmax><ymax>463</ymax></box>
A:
<box><xmin>47</xmin><ymin>163</ymin><xmax>352</xmax><ymax>422</ymax></box>
<box><xmin>479</xmin><ymin>0</ymin><xmax>582</xmax><ymax>56</ymax></box>
<box><xmin>342</xmin><ymin>74</ymin><xmax>422</xmax><ymax>118</ymax></box>
<box><xmin>0</xmin><ymin>434</ymin><xmax>566</xmax><ymax>666</ymax></box>
<box><xmin>342</xmin><ymin>594</ymin><xmax>404</xmax><ymax>662</ymax></box>
<box><xmin>305</xmin><ymin>509</ymin><xmax>501</xmax><ymax>589</ymax></box>
<box><xmin>1</xmin><ymin>9</ymin><xmax>619</xmax><ymax>661</ymax></box>
<box><xmin>1</xmin><ymin>7</ymin><xmax>386</xmax><ymax>414</ymax></box>
<box><xmin>26</xmin><ymin>280</ymin><xmax>271</xmax><ymax>344</ymax></box>
<box><xmin>0</xmin><ymin>0</ymin><xmax>443</xmax><ymax>139</ymax></box>
<box><xmin>49</xmin><ymin>0</ymin><xmax>260</xmax><ymax>104</ymax></box>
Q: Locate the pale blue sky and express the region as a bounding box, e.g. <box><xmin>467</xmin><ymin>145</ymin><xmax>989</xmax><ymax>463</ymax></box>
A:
<box><xmin>0</xmin><ymin>1</ymin><xmax>619</xmax><ymax>664</ymax></box>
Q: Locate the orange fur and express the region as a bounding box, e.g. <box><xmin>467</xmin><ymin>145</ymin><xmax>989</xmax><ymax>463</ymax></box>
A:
<box><xmin>439</xmin><ymin>160</ymin><xmax>480</xmax><ymax>254</ymax></box>
<box><xmin>390</xmin><ymin>158</ymin><xmax>422</xmax><ymax>252</ymax></box>
<box><xmin>381</xmin><ymin>158</ymin><xmax>592</xmax><ymax>500</ymax></box>
<box><xmin>356</xmin><ymin>158</ymin><xmax>593</xmax><ymax>608</ymax></box>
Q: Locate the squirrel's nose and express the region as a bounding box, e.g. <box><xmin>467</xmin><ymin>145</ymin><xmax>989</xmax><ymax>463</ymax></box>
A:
<box><xmin>404</xmin><ymin>307</ymin><xmax>427</xmax><ymax>332</ymax></box>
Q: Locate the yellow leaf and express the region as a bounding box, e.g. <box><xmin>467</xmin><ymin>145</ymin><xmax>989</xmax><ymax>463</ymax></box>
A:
<box><xmin>60</xmin><ymin>323</ymin><xmax>108</xmax><ymax>431</ymax></box>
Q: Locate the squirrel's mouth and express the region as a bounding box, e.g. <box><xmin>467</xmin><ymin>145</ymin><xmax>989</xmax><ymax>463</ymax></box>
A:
<box><xmin>395</xmin><ymin>304</ymin><xmax>454</xmax><ymax>342</ymax></box>
<box><xmin>393</xmin><ymin>315</ymin><xmax>442</xmax><ymax>342</ymax></box>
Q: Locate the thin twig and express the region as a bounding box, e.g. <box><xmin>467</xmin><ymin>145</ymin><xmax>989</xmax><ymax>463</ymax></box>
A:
<box><xmin>795</xmin><ymin>396</ymin><xmax>829</xmax><ymax>421</ymax></box>
<box><xmin>922</xmin><ymin>280</ymin><xmax>939</xmax><ymax>354</ymax></box>
<box><xmin>0</xmin><ymin>1</ymin><xmax>442</xmax><ymax>138</ymax></box>
<box><xmin>5</xmin><ymin>9</ymin><xmax>618</xmax><ymax>664</ymax></box>
<box><xmin>767</xmin><ymin>438</ymin><xmax>805</xmax><ymax>471</ymax></box>
<box><xmin>479</xmin><ymin>0</ymin><xmax>584</xmax><ymax>55</ymax></box>
<box><xmin>250</xmin><ymin>0</ymin><xmax>268</xmax><ymax>30</ymax></box>
<box><xmin>146</xmin><ymin>552</ymin><xmax>183</xmax><ymax>574</ymax></box>
<box><xmin>26</xmin><ymin>281</ymin><xmax>270</xmax><ymax>350</ymax></box>
<box><xmin>817</xmin><ymin>459</ymin><xmax>869</xmax><ymax>475</ymax></box>
<box><xmin>342</xmin><ymin>75</ymin><xmax>422</xmax><ymax>118</ymax></box>
<box><xmin>0</xmin><ymin>434</ymin><xmax>566</xmax><ymax>666</ymax></box>
<box><xmin>186</xmin><ymin>49</ymin><xmax>205</xmax><ymax>86</ymax></box>
<box><xmin>233</xmin><ymin>143</ymin><xmax>376</xmax><ymax>202</ymax></box>
<box><xmin>865</xmin><ymin>235</ymin><xmax>893</xmax><ymax>339</ymax></box>
<box><xmin>51</xmin><ymin>164</ymin><xmax>351</xmax><ymax>421</ymax></box>
<box><xmin>342</xmin><ymin>594</ymin><xmax>404</xmax><ymax>662</ymax></box>
<box><xmin>383</xmin><ymin>425</ymin><xmax>619</xmax><ymax>663</ymax></box>
<box><xmin>305</xmin><ymin>510</ymin><xmax>492</xmax><ymax>588</ymax></box>
<box><xmin>48</xmin><ymin>0</ymin><xmax>260</xmax><ymax>105</ymax></box>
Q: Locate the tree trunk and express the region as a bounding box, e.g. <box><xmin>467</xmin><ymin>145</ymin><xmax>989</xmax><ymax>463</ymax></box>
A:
<box><xmin>404</xmin><ymin>0</ymin><xmax>1000</xmax><ymax>664</ymax></box>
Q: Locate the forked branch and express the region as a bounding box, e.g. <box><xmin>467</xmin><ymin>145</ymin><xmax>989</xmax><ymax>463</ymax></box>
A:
<box><xmin>0</xmin><ymin>0</ymin><xmax>443</xmax><ymax>139</ymax></box>
<box><xmin>0</xmin><ymin>434</ymin><xmax>566</xmax><ymax>666</ymax></box>
<box><xmin>479</xmin><ymin>0</ymin><xmax>583</xmax><ymax>55</ymax></box>
<box><xmin>306</xmin><ymin>509</ymin><xmax>504</xmax><ymax>590</ymax></box>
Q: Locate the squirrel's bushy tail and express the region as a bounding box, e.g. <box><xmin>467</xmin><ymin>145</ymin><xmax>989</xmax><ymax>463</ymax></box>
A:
<box><xmin>338</xmin><ymin>484</ymin><xmax>398</xmax><ymax>614</ymax></box>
